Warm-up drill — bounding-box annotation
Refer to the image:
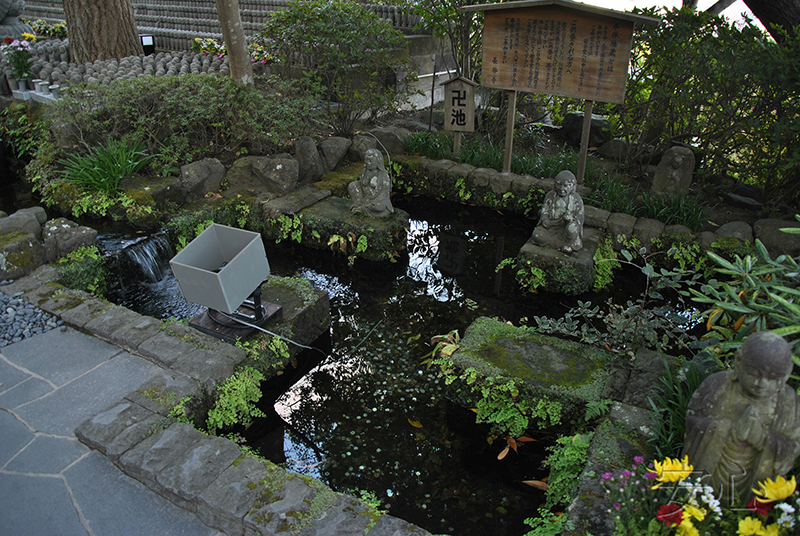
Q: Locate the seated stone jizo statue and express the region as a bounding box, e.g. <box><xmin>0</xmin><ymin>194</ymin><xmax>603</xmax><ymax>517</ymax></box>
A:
<box><xmin>531</xmin><ymin>170</ymin><xmax>584</xmax><ymax>253</ymax></box>
<box><xmin>682</xmin><ymin>331</ymin><xmax>800</xmax><ymax>505</ymax></box>
<box><xmin>348</xmin><ymin>149</ymin><xmax>394</xmax><ymax>218</ymax></box>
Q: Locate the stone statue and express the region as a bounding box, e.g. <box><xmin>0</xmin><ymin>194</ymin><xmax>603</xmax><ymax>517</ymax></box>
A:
<box><xmin>652</xmin><ymin>146</ymin><xmax>695</xmax><ymax>197</ymax></box>
<box><xmin>0</xmin><ymin>0</ymin><xmax>34</xmax><ymax>40</ymax></box>
<box><xmin>348</xmin><ymin>148</ymin><xmax>394</xmax><ymax>218</ymax></box>
<box><xmin>682</xmin><ymin>331</ymin><xmax>800</xmax><ymax>505</ymax></box>
<box><xmin>530</xmin><ymin>170</ymin><xmax>584</xmax><ymax>253</ymax></box>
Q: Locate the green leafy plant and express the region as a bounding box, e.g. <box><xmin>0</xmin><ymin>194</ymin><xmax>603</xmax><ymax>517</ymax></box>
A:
<box><xmin>524</xmin><ymin>433</ymin><xmax>592</xmax><ymax>536</ymax></box>
<box><xmin>276</xmin><ymin>214</ymin><xmax>303</xmax><ymax>244</ymax></box>
<box><xmin>56</xmin><ymin>245</ymin><xmax>109</xmax><ymax>296</ymax></box>
<box><xmin>593</xmin><ymin>235</ymin><xmax>620</xmax><ymax>291</ymax></box>
<box><xmin>169</xmin><ymin>396</ymin><xmax>194</xmax><ymax>425</ymax></box>
<box><xmin>690</xmin><ymin>239</ymin><xmax>800</xmax><ymax>375</ymax></box>
<box><xmin>496</xmin><ymin>257</ymin><xmax>546</xmax><ymax>293</ymax></box>
<box><xmin>639</xmin><ymin>191</ymin><xmax>711</xmax><ymax>232</ymax></box>
<box><xmin>206</xmin><ymin>366</ymin><xmax>267</xmax><ymax>435</ymax></box>
<box><xmin>58</xmin><ymin>139</ymin><xmax>154</xmax><ymax>194</ymax></box>
<box><xmin>2</xmin><ymin>38</ymin><xmax>33</xmax><ymax>80</ymax></box>
<box><xmin>259</xmin><ymin>0</ymin><xmax>417</xmax><ymax>136</ymax></box>
<box><xmin>647</xmin><ymin>354</ymin><xmax>719</xmax><ymax>460</ymax></box>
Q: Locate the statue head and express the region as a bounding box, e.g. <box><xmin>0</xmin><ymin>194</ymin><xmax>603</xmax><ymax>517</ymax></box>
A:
<box><xmin>364</xmin><ymin>149</ymin><xmax>384</xmax><ymax>170</ymax></box>
<box><xmin>554</xmin><ymin>170</ymin><xmax>577</xmax><ymax>198</ymax></box>
<box><xmin>734</xmin><ymin>331</ymin><xmax>794</xmax><ymax>400</ymax></box>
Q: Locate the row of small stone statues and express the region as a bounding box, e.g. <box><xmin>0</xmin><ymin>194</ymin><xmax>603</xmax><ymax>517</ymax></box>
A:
<box><xmin>352</xmin><ymin>146</ymin><xmax>696</xmax><ymax>256</ymax></box>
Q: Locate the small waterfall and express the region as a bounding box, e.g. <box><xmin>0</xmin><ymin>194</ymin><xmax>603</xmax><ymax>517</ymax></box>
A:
<box><xmin>121</xmin><ymin>233</ymin><xmax>173</xmax><ymax>283</ymax></box>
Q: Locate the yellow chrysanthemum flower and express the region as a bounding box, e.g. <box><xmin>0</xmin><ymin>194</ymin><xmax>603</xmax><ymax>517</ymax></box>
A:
<box><xmin>738</xmin><ymin>517</ymin><xmax>764</xmax><ymax>536</ymax></box>
<box><xmin>677</xmin><ymin>518</ymin><xmax>700</xmax><ymax>536</ymax></box>
<box><xmin>760</xmin><ymin>523</ymin><xmax>780</xmax><ymax>536</ymax></box>
<box><xmin>651</xmin><ymin>455</ymin><xmax>694</xmax><ymax>489</ymax></box>
<box><xmin>683</xmin><ymin>504</ymin><xmax>706</xmax><ymax>522</ymax></box>
<box><xmin>752</xmin><ymin>475</ymin><xmax>797</xmax><ymax>503</ymax></box>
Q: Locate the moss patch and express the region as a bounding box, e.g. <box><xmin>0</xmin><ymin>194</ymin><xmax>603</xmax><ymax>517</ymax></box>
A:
<box><xmin>313</xmin><ymin>161</ymin><xmax>364</xmax><ymax>197</ymax></box>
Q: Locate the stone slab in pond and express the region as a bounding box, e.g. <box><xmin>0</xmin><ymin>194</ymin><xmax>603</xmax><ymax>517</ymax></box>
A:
<box><xmin>449</xmin><ymin>317</ymin><xmax>612</xmax><ymax>423</ymax></box>
<box><xmin>517</xmin><ymin>227</ymin><xmax>602</xmax><ymax>295</ymax></box>
<box><xmin>261</xmin><ymin>196</ymin><xmax>409</xmax><ymax>261</ymax></box>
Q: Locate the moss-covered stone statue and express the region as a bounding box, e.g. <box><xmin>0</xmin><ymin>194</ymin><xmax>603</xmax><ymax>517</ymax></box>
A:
<box><xmin>348</xmin><ymin>148</ymin><xmax>394</xmax><ymax>218</ymax></box>
<box><xmin>682</xmin><ymin>331</ymin><xmax>800</xmax><ymax>505</ymax></box>
<box><xmin>530</xmin><ymin>170</ymin><xmax>584</xmax><ymax>253</ymax></box>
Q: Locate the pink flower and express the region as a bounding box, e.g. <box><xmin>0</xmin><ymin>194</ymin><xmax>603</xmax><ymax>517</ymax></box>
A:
<box><xmin>634</xmin><ymin>456</ymin><xmax>645</xmax><ymax>464</ymax></box>
<box><xmin>601</xmin><ymin>472</ymin><xmax>614</xmax><ymax>480</ymax></box>
<box><xmin>622</xmin><ymin>470</ymin><xmax>632</xmax><ymax>478</ymax></box>
<box><xmin>644</xmin><ymin>472</ymin><xmax>658</xmax><ymax>480</ymax></box>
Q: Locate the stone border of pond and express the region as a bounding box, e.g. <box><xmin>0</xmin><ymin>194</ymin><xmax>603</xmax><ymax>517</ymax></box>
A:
<box><xmin>2</xmin><ymin>265</ymin><xmax>432</xmax><ymax>536</ymax></box>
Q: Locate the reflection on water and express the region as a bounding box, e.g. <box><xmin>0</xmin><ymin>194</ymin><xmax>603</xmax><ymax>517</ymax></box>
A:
<box><xmin>99</xmin><ymin>197</ymin><xmax>623</xmax><ymax>535</ymax></box>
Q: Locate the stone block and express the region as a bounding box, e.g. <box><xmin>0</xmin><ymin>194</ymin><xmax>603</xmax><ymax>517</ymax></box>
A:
<box><xmin>368</xmin><ymin>126</ymin><xmax>410</xmax><ymax>155</ymax></box>
<box><xmin>426</xmin><ymin>159</ymin><xmax>456</xmax><ymax>176</ymax></box>
<box><xmin>0</xmin><ymin>231</ymin><xmax>47</xmax><ymax>280</ymax></box>
<box><xmin>606</xmin><ymin>213</ymin><xmax>638</xmax><ymax>251</ymax></box>
<box><xmin>104</xmin><ymin>413</ymin><xmax>166</xmax><ymax>464</ymax></box>
<box><xmin>510</xmin><ymin>175</ymin><xmax>539</xmax><ymax>198</ymax></box>
<box><xmin>106</xmin><ymin>314</ymin><xmax>163</xmax><ymax>354</ymax></box>
<box><xmin>716</xmin><ymin>221</ymin><xmax>753</xmax><ymax>244</ymax></box>
<box><xmin>118</xmin><ymin>423</ymin><xmax>205</xmax><ymax>491</ymax></box>
<box><xmin>37</xmin><ymin>288</ymin><xmax>88</xmax><ymax>315</ymax></box>
<box><xmin>0</xmin><ymin>209</ymin><xmax>43</xmax><ymax>239</ymax></box>
<box><xmin>156</xmin><ymin>435</ymin><xmax>242</xmax><ymax>509</ymax></box>
<box><xmin>445</xmin><ymin>163</ymin><xmax>475</xmax><ymax>180</ymax></box>
<box><xmin>0</xmin><ymin>265</ymin><xmax>59</xmax><ymax>295</ymax></box>
<box><xmin>295</xmin><ymin>136</ymin><xmax>326</xmax><ymax>185</ymax></box>
<box><xmin>83</xmin><ymin>306</ymin><xmax>146</xmax><ymax>342</ymax></box>
<box><xmin>609</xmin><ymin>402</ymin><xmax>655</xmax><ymax>438</ymax></box>
<box><xmin>124</xmin><ymin>371</ymin><xmax>203</xmax><ymax>417</ymax></box>
<box><xmin>517</xmin><ymin>227</ymin><xmax>601</xmax><ymax>295</ymax></box>
<box><xmin>196</xmin><ymin>456</ymin><xmax>277</xmax><ymax>536</ymax></box>
<box><xmin>75</xmin><ymin>401</ymin><xmax>156</xmax><ymax>455</ymax></box>
<box><xmin>633</xmin><ymin>218</ymin><xmax>665</xmax><ymax>253</ymax></box>
<box><xmin>21</xmin><ymin>281</ymin><xmax>62</xmax><ymax>306</ymax></box>
<box><xmin>59</xmin><ymin>297</ymin><xmax>115</xmax><ymax>329</ymax></box>
<box><xmin>754</xmin><ymin>219</ymin><xmax>800</xmax><ymax>257</ymax></box>
<box><xmin>244</xmin><ymin>474</ymin><xmax>336</xmax><ymax>536</ymax></box>
<box><xmin>172</xmin><ymin>348</ymin><xmax>237</xmax><ymax>394</ymax></box>
<box><xmin>467</xmin><ymin>167</ymin><xmax>496</xmax><ymax>189</ymax></box>
<box><xmin>367</xmin><ymin>515</ymin><xmax>431</xmax><ymax>535</ymax></box>
<box><xmin>260</xmin><ymin>276</ymin><xmax>331</xmax><ymax>359</ymax></box>
<box><xmin>489</xmin><ymin>172</ymin><xmax>514</xmax><ymax>195</ymax></box>
<box><xmin>260</xmin><ymin>186</ymin><xmax>331</xmax><ymax>220</ymax></box>
<box><xmin>298</xmin><ymin>494</ymin><xmax>374</xmax><ymax>536</ymax></box>
<box><xmin>318</xmin><ymin>137</ymin><xmax>352</xmax><ymax>173</ymax></box>
<box><xmin>584</xmin><ymin>205</ymin><xmax>610</xmax><ymax>229</ymax></box>
<box><xmin>347</xmin><ymin>134</ymin><xmax>378</xmax><ymax>164</ymax></box>
<box><xmin>137</xmin><ymin>323</ymin><xmax>207</xmax><ymax>368</ymax></box>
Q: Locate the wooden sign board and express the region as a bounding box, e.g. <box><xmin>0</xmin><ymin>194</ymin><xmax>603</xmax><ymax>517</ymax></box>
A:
<box><xmin>443</xmin><ymin>77</ymin><xmax>477</xmax><ymax>132</ymax></box>
<box><xmin>481</xmin><ymin>4</ymin><xmax>635</xmax><ymax>104</ymax></box>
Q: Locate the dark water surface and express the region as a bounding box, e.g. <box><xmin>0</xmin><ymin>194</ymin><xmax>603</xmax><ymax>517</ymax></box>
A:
<box><xmin>99</xmin><ymin>195</ymin><xmax>639</xmax><ymax>535</ymax></box>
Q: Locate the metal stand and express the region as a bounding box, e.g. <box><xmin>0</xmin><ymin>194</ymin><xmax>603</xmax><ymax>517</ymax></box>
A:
<box><xmin>189</xmin><ymin>285</ymin><xmax>282</xmax><ymax>343</ymax></box>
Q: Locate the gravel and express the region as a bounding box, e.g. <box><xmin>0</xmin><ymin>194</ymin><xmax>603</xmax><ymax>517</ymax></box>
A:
<box><xmin>0</xmin><ymin>285</ymin><xmax>65</xmax><ymax>347</ymax></box>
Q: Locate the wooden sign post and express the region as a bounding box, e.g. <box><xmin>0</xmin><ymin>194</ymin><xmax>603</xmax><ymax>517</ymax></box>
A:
<box><xmin>463</xmin><ymin>0</ymin><xmax>658</xmax><ymax>180</ymax></box>
<box><xmin>443</xmin><ymin>76</ymin><xmax>478</xmax><ymax>155</ymax></box>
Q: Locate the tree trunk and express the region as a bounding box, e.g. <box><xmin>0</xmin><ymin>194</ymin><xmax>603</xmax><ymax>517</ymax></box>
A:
<box><xmin>743</xmin><ymin>0</ymin><xmax>800</xmax><ymax>42</ymax></box>
<box><xmin>706</xmin><ymin>0</ymin><xmax>737</xmax><ymax>16</ymax></box>
<box><xmin>215</xmin><ymin>0</ymin><xmax>253</xmax><ymax>86</ymax></box>
<box><xmin>62</xmin><ymin>0</ymin><xmax>142</xmax><ymax>64</ymax></box>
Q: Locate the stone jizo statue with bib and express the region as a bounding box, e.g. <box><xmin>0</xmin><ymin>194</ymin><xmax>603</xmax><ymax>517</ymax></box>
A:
<box><xmin>530</xmin><ymin>170</ymin><xmax>584</xmax><ymax>253</ymax></box>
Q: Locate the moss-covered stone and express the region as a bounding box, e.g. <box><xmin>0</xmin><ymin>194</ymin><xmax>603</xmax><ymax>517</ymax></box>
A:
<box><xmin>516</xmin><ymin>228</ymin><xmax>602</xmax><ymax>295</ymax></box>
<box><xmin>0</xmin><ymin>231</ymin><xmax>47</xmax><ymax>280</ymax></box>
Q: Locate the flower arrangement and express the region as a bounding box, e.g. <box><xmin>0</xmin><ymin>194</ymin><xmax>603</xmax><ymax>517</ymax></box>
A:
<box><xmin>190</xmin><ymin>37</ymin><xmax>276</xmax><ymax>65</ymax></box>
<box><xmin>602</xmin><ymin>455</ymin><xmax>800</xmax><ymax>535</ymax></box>
<box><xmin>1</xmin><ymin>37</ymin><xmax>33</xmax><ymax>80</ymax></box>
<box><xmin>22</xmin><ymin>18</ymin><xmax>68</xmax><ymax>38</ymax></box>
<box><xmin>191</xmin><ymin>37</ymin><xmax>226</xmax><ymax>58</ymax></box>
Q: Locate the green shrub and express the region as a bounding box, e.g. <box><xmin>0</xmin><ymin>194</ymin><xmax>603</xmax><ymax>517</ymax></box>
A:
<box><xmin>58</xmin><ymin>139</ymin><xmax>154</xmax><ymax>194</ymax></box>
<box><xmin>259</xmin><ymin>0</ymin><xmax>417</xmax><ymax>136</ymax></box>
<box><xmin>618</xmin><ymin>8</ymin><xmax>800</xmax><ymax>203</ymax></box>
<box><xmin>584</xmin><ymin>172</ymin><xmax>638</xmax><ymax>214</ymax></box>
<box><xmin>45</xmin><ymin>74</ymin><xmax>321</xmax><ymax>174</ymax></box>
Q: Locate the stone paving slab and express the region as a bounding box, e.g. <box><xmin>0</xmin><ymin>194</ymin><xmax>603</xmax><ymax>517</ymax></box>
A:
<box><xmin>63</xmin><ymin>450</ymin><xmax>220</xmax><ymax>536</ymax></box>
<box><xmin>0</xmin><ymin>409</ymin><xmax>34</xmax><ymax>466</ymax></box>
<box><xmin>0</xmin><ymin>375</ymin><xmax>54</xmax><ymax>408</ymax></box>
<box><xmin>124</xmin><ymin>370</ymin><xmax>203</xmax><ymax>416</ymax></box>
<box><xmin>1</xmin><ymin>328</ymin><xmax>120</xmax><ymax>387</ymax></box>
<box><xmin>0</xmin><ymin>357</ymin><xmax>34</xmax><ymax>393</ymax></box>
<box><xmin>0</xmin><ymin>471</ymin><xmax>88</xmax><ymax>536</ymax></box>
<box><xmin>4</xmin><ymin>434</ymin><xmax>89</xmax><ymax>474</ymax></box>
<box><xmin>14</xmin><ymin>350</ymin><xmax>160</xmax><ymax>436</ymax></box>
<box><xmin>58</xmin><ymin>296</ymin><xmax>115</xmax><ymax>328</ymax></box>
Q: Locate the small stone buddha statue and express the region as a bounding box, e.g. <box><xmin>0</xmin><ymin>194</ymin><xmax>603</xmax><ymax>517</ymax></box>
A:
<box><xmin>530</xmin><ymin>170</ymin><xmax>584</xmax><ymax>253</ymax></box>
<box><xmin>348</xmin><ymin>149</ymin><xmax>394</xmax><ymax>218</ymax></box>
<box><xmin>682</xmin><ymin>331</ymin><xmax>800</xmax><ymax>505</ymax></box>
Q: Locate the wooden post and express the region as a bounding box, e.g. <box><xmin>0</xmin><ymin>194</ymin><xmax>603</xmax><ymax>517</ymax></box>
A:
<box><xmin>503</xmin><ymin>90</ymin><xmax>517</xmax><ymax>173</ymax></box>
<box><xmin>428</xmin><ymin>55</ymin><xmax>436</xmax><ymax>132</ymax></box>
<box><xmin>454</xmin><ymin>132</ymin><xmax>462</xmax><ymax>155</ymax></box>
<box><xmin>576</xmin><ymin>99</ymin><xmax>593</xmax><ymax>184</ymax></box>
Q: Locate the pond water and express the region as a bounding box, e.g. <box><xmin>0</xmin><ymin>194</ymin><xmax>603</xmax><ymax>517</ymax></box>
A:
<box><xmin>98</xmin><ymin>195</ymin><xmax>643</xmax><ymax>535</ymax></box>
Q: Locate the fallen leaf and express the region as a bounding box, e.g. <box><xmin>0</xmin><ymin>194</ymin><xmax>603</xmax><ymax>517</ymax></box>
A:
<box><xmin>522</xmin><ymin>480</ymin><xmax>550</xmax><ymax>490</ymax></box>
<box><xmin>497</xmin><ymin>446</ymin><xmax>510</xmax><ymax>460</ymax></box>
<box><xmin>407</xmin><ymin>334</ymin><xmax>421</xmax><ymax>344</ymax></box>
<box><xmin>517</xmin><ymin>436</ymin><xmax>536</xmax><ymax>443</ymax></box>
<box><xmin>507</xmin><ymin>436</ymin><xmax>518</xmax><ymax>452</ymax></box>
<box><xmin>408</xmin><ymin>418</ymin><xmax>423</xmax><ymax>428</ymax></box>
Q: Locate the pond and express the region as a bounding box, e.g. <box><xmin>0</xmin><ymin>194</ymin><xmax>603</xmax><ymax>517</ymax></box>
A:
<box><xmin>98</xmin><ymin>195</ymin><xmax>644</xmax><ymax>535</ymax></box>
